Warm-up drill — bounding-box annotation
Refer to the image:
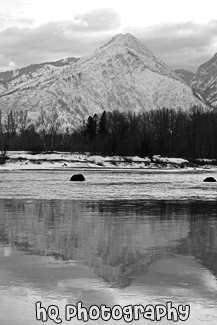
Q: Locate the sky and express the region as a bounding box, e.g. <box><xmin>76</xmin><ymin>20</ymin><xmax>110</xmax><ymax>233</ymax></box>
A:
<box><xmin>1</xmin><ymin>0</ymin><xmax>217</xmax><ymax>72</ymax></box>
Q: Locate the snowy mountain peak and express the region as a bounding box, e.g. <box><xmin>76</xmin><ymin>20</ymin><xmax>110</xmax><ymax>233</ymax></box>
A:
<box><xmin>94</xmin><ymin>33</ymin><xmax>179</xmax><ymax>81</ymax></box>
<box><xmin>0</xmin><ymin>33</ymin><xmax>205</xmax><ymax>128</ymax></box>
<box><xmin>101</xmin><ymin>33</ymin><xmax>137</xmax><ymax>46</ymax></box>
<box><xmin>199</xmin><ymin>53</ymin><xmax>217</xmax><ymax>72</ymax></box>
<box><xmin>103</xmin><ymin>33</ymin><xmax>146</xmax><ymax>48</ymax></box>
<box><xmin>101</xmin><ymin>33</ymin><xmax>157</xmax><ymax>61</ymax></box>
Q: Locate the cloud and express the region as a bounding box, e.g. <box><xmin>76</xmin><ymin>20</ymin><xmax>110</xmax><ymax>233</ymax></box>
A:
<box><xmin>131</xmin><ymin>21</ymin><xmax>217</xmax><ymax>71</ymax></box>
<box><xmin>74</xmin><ymin>8</ymin><xmax>121</xmax><ymax>31</ymax></box>
<box><xmin>1</xmin><ymin>11</ymin><xmax>217</xmax><ymax>73</ymax></box>
<box><xmin>18</xmin><ymin>17</ymin><xmax>35</xmax><ymax>25</ymax></box>
<box><xmin>0</xmin><ymin>0</ymin><xmax>35</xmax><ymax>30</ymax></box>
<box><xmin>0</xmin><ymin>8</ymin><xmax>121</xmax><ymax>71</ymax></box>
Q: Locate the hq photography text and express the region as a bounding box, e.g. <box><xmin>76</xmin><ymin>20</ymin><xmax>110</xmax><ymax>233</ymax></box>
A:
<box><xmin>35</xmin><ymin>301</ymin><xmax>190</xmax><ymax>323</ymax></box>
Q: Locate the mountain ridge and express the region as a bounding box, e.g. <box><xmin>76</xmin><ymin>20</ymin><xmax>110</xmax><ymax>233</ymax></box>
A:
<box><xmin>0</xmin><ymin>57</ymin><xmax>79</xmax><ymax>83</ymax></box>
<box><xmin>192</xmin><ymin>53</ymin><xmax>217</xmax><ymax>107</ymax></box>
<box><xmin>0</xmin><ymin>33</ymin><xmax>205</xmax><ymax>128</ymax></box>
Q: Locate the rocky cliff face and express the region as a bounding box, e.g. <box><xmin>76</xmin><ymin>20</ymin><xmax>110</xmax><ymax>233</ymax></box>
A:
<box><xmin>192</xmin><ymin>53</ymin><xmax>217</xmax><ymax>107</ymax></box>
<box><xmin>0</xmin><ymin>33</ymin><xmax>204</xmax><ymax>128</ymax></box>
<box><xmin>175</xmin><ymin>69</ymin><xmax>194</xmax><ymax>87</ymax></box>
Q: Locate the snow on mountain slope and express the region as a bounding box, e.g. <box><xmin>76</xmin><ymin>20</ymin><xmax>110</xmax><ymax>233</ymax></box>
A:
<box><xmin>192</xmin><ymin>53</ymin><xmax>217</xmax><ymax>107</ymax></box>
<box><xmin>0</xmin><ymin>33</ymin><xmax>204</xmax><ymax>128</ymax></box>
<box><xmin>0</xmin><ymin>57</ymin><xmax>78</xmax><ymax>83</ymax></box>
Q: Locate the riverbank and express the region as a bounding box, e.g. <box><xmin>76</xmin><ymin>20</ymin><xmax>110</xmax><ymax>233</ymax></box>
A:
<box><xmin>0</xmin><ymin>151</ymin><xmax>215</xmax><ymax>170</ymax></box>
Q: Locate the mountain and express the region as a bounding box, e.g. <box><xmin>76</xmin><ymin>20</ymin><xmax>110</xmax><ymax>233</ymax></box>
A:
<box><xmin>192</xmin><ymin>53</ymin><xmax>217</xmax><ymax>107</ymax></box>
<box><xmin>0</xmin><ymin>33</ymin><xmax>204</xmax><ymax>128</ymax></box>
<box><xmin>175</xmin><ymin>69</ymin><xmax>194</xmax><ymax>87</ymax></box>
<box><xmin>0</xmin><ymin>57</ymin><xmax>78</xmax><ymax>83</ymax></box>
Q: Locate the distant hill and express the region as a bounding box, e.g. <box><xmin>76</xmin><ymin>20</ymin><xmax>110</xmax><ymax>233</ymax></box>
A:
<box><xmin>0</xmin><ymin>57</ymin><xmax>79</xmax><ymax>82</ymax></box>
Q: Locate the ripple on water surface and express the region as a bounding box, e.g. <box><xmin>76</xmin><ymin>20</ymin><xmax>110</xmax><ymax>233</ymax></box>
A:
<box><xmin>0</xmin><ymin>169</ymin><xmax>217</xmax><ymax>201</ymax></box>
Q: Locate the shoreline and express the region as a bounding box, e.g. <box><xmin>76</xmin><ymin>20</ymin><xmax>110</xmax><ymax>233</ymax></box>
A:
<box><xmin>0</xmin><ymin>151</ymin><xmax>216</xmax><ymax>171</ymax></box>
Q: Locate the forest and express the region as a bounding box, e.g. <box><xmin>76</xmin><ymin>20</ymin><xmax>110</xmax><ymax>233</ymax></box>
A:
<box><xmin>1</xmin><ymin>106</ymin><xmax>217</xmax><ymax>161</ymax></box>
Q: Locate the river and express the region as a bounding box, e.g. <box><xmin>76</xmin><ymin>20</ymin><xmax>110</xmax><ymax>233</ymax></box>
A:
<box><xmin>0</xmin><ymin>169</ymin><xmax>217</xmax><ymax>324</ymax></box>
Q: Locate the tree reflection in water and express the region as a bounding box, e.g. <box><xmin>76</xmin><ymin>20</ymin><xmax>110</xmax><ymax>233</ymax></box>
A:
<box><xmin>0</xmin><ymin>199</ymin><xmax>217</xmax><ymax>288</ymax></box>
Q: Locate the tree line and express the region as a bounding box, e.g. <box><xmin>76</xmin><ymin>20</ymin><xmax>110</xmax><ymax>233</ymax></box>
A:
<box><xmin>1</xmin><ymin>106</ymin><xmax>217</xmax><ymax>161</ymax></box>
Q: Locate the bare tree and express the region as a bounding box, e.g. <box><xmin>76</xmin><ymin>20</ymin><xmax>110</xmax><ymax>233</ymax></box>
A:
<box><xmin>36</xmin><ymin>104</ymin><xmax>63</xmax><ymax>152</ymax></box>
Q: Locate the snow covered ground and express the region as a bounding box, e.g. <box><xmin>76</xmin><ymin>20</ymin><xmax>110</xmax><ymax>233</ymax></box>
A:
<box><xmin>0</xmin><ymin>151</ymin><xmax>213</xmax><ymax>170</ymax></box>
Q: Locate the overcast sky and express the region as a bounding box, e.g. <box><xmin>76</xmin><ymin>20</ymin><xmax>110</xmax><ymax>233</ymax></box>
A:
<box><xmin>1</xmin><ymin>0</ymin><xmax>217</xmax><ymax>72</ymax></box>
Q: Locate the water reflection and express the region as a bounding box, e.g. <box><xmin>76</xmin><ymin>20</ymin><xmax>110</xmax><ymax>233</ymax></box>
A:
<box><xmin>1</xmin><ymin>199</ymin><xmax>217</xmax><ymax>324</ymax></box>
<box><xmin>0</xmin><ymin>199</ymin><xmax>217</xmax><ymax>289</ymax></box>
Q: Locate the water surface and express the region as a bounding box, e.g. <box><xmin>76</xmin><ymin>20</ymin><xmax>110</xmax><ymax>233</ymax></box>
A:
<box><xmin>0</xmin><ymin>169</ymin><xmax>217</xmax><ymax>324</ymax></box>
<box><xmin>0</xmin><ymin>168</ymin><xmax>217</xmax><ymax>200</ymax></box>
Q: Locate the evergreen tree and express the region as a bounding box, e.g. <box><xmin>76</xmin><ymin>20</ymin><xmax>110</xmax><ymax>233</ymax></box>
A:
<box><xmin>86</xmin><ymin>114</ymin><xmax>98</xmax><ymax>138</ymax></box>
<box><xmin>98</xmin><ymin>111</ymin><xmax>108</xmax><ymax>136</ymax></box>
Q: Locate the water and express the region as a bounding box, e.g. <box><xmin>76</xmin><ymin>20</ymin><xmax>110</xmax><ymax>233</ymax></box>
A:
<box><xmin>0</xmin><ymin>168</ymin><xmax>217</xmax><ymax>200</ymax></box>
<box><xmin>0</xmin><ymin>169</ymin><xmax>217</xmax><ymax>324</ymax></box>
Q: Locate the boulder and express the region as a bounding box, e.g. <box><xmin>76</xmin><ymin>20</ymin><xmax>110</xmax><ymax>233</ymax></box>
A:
<box><xmin>70</xmin><ymin>174</ymin><xmax>85</xmax><ymax>181</ymax></box>
<box><xmin>203</xmin><ymin>177</ymin><xmax>216</xmax><ymax>182</ymax></box>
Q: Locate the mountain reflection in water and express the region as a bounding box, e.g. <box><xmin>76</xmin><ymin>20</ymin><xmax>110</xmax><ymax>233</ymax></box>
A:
<box><xmin>0</xmin><ymin>199</ymin><xmax>217</xmax><ymax>324</ymax></box>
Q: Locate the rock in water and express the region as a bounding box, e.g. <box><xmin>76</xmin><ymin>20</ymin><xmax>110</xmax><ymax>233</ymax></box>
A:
<box><xmin>203</xmin><ymin>177</ymin><xmax>216</xmax><ymax>182</ymax></box>
<box><xmin>70</xmin><ymin>174</ymin><xmax>85</xmax><ymax>181</ymax></box>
